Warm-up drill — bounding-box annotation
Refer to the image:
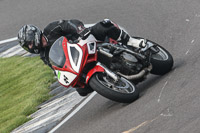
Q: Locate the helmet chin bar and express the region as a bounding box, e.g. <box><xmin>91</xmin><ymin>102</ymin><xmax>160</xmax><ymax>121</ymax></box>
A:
<box><xmin>28</xmin><ymin>42</ymin><xmax>40</xmax><ymax>54</ymax></box>
<box><xmin>34</xmin><ymin>49</ymin><xmax>40</xmax><ymax>54</ymax></box>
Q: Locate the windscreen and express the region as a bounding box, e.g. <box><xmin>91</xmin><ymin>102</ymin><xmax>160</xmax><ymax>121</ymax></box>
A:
<box><xmin>49</xmin><ymin>37</ymin><xmax>66</xmax><ymax>68</ymax></box>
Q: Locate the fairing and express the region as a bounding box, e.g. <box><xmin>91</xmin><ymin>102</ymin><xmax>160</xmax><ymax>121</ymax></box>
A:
<box><xmin>49</xmin><ymin>35</ymin><xmax>98</xmax><ymax>87</ymax></box>
<box><xmin>49</xmin><ymin>37</ymin><xmax>66</xmax><ymax>68</ymax></box>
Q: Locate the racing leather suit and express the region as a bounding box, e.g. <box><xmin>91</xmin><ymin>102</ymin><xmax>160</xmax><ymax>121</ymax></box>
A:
<box><xmin>40</xmin><ymin>19</ymin><xmax>129</xmax><ymax>67</ymax></box>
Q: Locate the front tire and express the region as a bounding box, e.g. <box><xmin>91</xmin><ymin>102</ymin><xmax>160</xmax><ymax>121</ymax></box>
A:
<box><xmin>89</xmin><ymin>73</ymin><xmax>139</xmax><ymax>103</ymax></box>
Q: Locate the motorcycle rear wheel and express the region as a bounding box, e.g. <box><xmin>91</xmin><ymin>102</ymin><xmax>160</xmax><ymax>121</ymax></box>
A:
<box><xmin>150</xmin><ymin>44</ymin><xmax>174</xmax><ymax>75</ymax></box>
<box><xmin>89</xmin><ymin>73</ymin><xmax>139</xmax><ymax>103</ymax></box>
<box><xmin>131</xmin><ymin>37</ymin><xmax>173</xmax><ymax>75</ymax></box>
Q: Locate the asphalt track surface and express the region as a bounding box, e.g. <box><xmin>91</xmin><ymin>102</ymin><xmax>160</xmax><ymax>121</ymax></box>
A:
<box><xmin>1</xmin><ymin>0</ymin><xmax>200</xmax><ymax>133</ymax></box>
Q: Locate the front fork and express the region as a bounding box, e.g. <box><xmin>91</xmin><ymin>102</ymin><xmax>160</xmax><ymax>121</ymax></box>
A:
<box><xmin>86</xmin><ymin>62</ymin><xmax>119</xmax><ymax>84</ymax></box>
<box><xmin>97</xmin><ymin>63</ymin><xmax>119</xmax><ymax>82</ymax></box>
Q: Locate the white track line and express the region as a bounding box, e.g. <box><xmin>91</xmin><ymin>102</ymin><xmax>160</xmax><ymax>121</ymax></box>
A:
<box><xmin>48</xmin><ymin>92</ymin><xmax>97</xmax><ymax>133</ymax></box>
<box><xmin>0</xmin><ymin>37</ymin><xmax>17</xmax><ymax>45</ymax></box>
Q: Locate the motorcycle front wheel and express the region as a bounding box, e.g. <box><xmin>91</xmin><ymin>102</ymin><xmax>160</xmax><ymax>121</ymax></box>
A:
<box><xmin>89</xmin><ymin>73</ymin><xmax>139</xmax><ymax>103</ymax></box>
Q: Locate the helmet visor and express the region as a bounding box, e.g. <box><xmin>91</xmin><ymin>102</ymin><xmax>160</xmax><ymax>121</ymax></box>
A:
<box><xmin>25</xmin><ymin>30</ymin><xmax>35</xmax><ymax>42</ymax></box>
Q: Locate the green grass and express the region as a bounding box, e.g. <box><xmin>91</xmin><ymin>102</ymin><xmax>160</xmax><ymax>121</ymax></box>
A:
<box><xmin>0</xmin><ymin>56</ymin><xmax>55</xmax><ymax>133</ymax></box>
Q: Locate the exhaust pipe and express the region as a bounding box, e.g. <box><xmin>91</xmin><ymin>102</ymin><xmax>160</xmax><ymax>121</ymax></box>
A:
<box><xmin>117</xmin><ymin>65</ymin><xmax>152</xmax><ymax>80</ymax></box>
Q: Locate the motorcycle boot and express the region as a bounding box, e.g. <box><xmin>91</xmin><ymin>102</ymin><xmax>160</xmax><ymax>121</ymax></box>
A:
<box><xmin>76</xmin><ymin>86</ymin><xmax>94</xmax><ymax>96</ymax></box>
<box><xmin>119</xmin><ymin>30</ymin><xmax>147</xmax><ymax>49</ymax></box>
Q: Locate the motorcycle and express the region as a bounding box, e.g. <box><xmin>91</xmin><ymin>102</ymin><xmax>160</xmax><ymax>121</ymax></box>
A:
<box><xmin>49</xmin><ymin>31</ymin><xmax>173</xmax><ymax>103</ymax></box>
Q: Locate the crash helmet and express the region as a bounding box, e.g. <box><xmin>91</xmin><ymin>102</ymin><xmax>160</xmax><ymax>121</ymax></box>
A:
<box><xmin>18</xmin><ymin>24</ymin><xmax>42</xmax><ymax>54</ymax></box>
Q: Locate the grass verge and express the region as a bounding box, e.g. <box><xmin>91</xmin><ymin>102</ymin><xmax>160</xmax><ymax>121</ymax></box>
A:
<box><xmin>0</xmin><ymin>56</ymin><xmax>55</xmax><ymax>133</ymax></box>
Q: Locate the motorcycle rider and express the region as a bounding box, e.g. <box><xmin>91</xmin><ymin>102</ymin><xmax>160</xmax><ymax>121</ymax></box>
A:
<box><xmin>17</xmin><ymin>19</ymin><xmax>146</xmax><ymax>96</ymax></box>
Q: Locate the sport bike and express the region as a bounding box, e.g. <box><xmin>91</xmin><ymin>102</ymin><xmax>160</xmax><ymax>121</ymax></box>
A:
<box><xmin>49</xmin><ymin>31</ymin><xmax>173</xmax><ymax>103</ymax></box>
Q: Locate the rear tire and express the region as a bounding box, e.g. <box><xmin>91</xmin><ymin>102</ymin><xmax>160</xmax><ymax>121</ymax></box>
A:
<box><xmin>131</xmin><ymin>37</ymin><xmax>173</xmax><ymax>75</ymax></box>
<box><xmin>150</xmin><ymin>43</ymin><xmax>174</xmax><ymax>75</ymax></box>
<box><xmin>89</xmin><ymin>73</ymin><xmax>139</xmax><ymax>103</ymax></box>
